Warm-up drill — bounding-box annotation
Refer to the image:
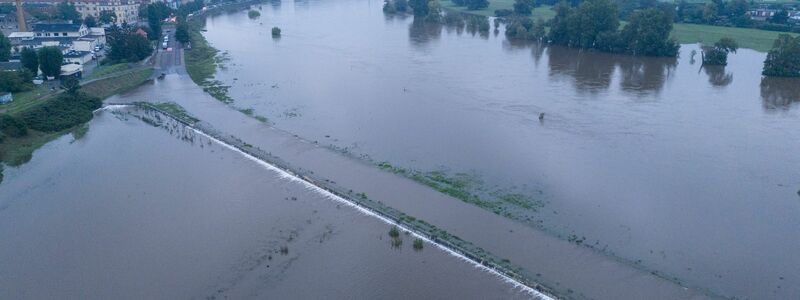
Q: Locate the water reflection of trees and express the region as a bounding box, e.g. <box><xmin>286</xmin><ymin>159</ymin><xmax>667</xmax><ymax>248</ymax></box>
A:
<box><xmin>408</xmin><ymin>13</ymin><xmax>491</xmax><ymax>47</ymax></box>
<box><xmin>547</xmin><ymin>46</ymin><xmax>676</xmax><ymax>95</ymax></box>
<box><xmin>760</xmin><ymin>77</ymin><xmax>800</xmax><ymax>110</ymax></box>
<box><xmin>617</xmin><ymin>56</ymin><xmax>677</xmax><ymax>95</ymax></box>
<box><xmin>702</xmin><ymin>66</ymin><xmax>733</xmax><ymax>87</ymax></box>
<box><xmin>547</xmin><ymin>47</ymin><xmax>616</xmax><ymax>94</ymax></box>
<box><xmin>408</xmin><ymin>18</ymin><xmax>442</xmax><ymax>47</ymax></box>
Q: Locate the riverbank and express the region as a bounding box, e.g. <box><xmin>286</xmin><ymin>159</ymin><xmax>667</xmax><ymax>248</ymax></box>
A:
<box><xmin>443</xmin><ymin>1</ymin><xmax>794</xmax><ymax>52</ymax></box>
<box><xmin>0</xmin><ymin>67</ymin><xmax>154</xmax><ymax>180</ymax></box>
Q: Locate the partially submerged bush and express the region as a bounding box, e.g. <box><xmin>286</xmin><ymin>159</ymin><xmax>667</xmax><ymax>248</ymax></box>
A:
<box><xmin>388</xmin><ymin>225</ymin><xmax>400</xmax><ymax>238</ymax></box>
<box><xmin>271</xmin><ymin>27</ymin><xmax>281</xmax><ymax>37</ymax></box>
<box><xmin>413</xmin><ymin>238</ymin><xmax>424</xmax><ymax>250</ymax></box>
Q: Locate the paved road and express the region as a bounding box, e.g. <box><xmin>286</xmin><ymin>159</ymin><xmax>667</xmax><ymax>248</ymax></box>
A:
<box><xmin>153</xmin><ymin>26</ymin><xmax>185</xmax><ymax>76</ymax></box>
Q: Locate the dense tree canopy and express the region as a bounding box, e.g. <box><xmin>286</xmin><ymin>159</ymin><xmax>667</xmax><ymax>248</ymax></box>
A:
<box><xmin>762</xmin><ymin>34</ymin><xmax>800</xmax><ymax>77</ymax></box>
<box><xmin>99</xmin><ymin>10</ymin><xmax>117</xmax><ymax>25</ymax></box>
<box><xmin>513</xmin><ymin>0</ymin><xmax>535</xmax><ymax>15</ymax></box>
<box><xmin>0</xmin><ymin>70</ymin><xmax>33</xmax><ymax>93</ymax></box>
<box><xmin>38</xmin><ymin>47</ymin><xmax>63</xmax><ymax>78</ymax></box>
<box><xmin>0</xmin><ymin>32</ymin><xmax>10</xmax><ymax>62</ymax></box>
<box><xmin>20</xmin><ymin>48</ymin><xmax>39</xmax><ymax>75</ymax></box>
<box><xmin>84</xmin><ymin>15</ymin><xmax>97</xmax><ymax>27</ymax></box>
<box><xmin>620</xmin><ymin>8</ymin><xmax>679</xmax><ymax>56</ymax></box>
<box><xmin>175</xmin><ymin>19</ymin><xmax>190</xmax><ymax>44</ymax></box>
<box><xmin>538</xmin><ymin>0</ymin><xmax>680</xmax><ymax>57</ymax></box>
<box><xmin>56</xmin><ymin>1</ymin><xmax>81</xmax><ymax>23</ymax></box>
<box><xmin>107</xmin><ymin>25</ymin><xmax>154</xmax><ymax>62</ymax></box>
<box><xmin>147</xmin><ymin>4</ymin><xmax>164</xmax><ymax>40</ymax></box>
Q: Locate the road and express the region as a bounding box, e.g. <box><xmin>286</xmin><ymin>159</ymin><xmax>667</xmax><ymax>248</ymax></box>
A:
<box><xmin>151</xmin><ymin>25</ymin><xmax>185</xmax><ymax>75</ymax></box>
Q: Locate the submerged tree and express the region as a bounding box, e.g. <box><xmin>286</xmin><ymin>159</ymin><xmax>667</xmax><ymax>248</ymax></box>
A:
<box><xmin>620</xmin><ymin>8</ymin><xmax>679</xmax><ymax>57</ymax></box>
<box><xmin>762</xmin><ymin>34</ymin><xmax>800</xmax><ymax>77</ymax></box>
<box><xmin>702</xmin><ymin>37</ymin><xmax>737</xmax><ymax>65</ymax></box>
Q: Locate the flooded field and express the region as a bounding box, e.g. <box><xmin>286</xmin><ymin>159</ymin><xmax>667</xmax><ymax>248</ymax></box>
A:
<box><xmin>0</xmin><ymin>108</ymin><xmax>532</xmax><ymax>299</ymax></box>
<box><xmin>199</xmin><ymin>1</ymin><xmax>800</xmax><ymax>298</ymax></box>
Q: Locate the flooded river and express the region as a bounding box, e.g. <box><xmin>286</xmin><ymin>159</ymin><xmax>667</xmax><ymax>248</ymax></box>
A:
<box><xmin>0</xmin><ymin>108</ymin><xmax>532</xmax><ymax>299</ymax></box>
<box><xmin>198</xmin><ymin>1</ymin><xmax>800</xmax><ymax>299</ymax></box>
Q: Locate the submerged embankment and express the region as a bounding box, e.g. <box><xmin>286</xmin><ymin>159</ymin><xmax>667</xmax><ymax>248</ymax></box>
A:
<box><xmin>0</xmin><ymin>105</ymin><xmax>535</xmax><ymax>299</ymax></box>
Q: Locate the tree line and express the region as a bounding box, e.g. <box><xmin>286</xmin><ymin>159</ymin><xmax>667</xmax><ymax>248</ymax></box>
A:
<box><xmin>506</xmin><ymin>0</ymin><xmax>679</xmax><ymax>57</ymax></box>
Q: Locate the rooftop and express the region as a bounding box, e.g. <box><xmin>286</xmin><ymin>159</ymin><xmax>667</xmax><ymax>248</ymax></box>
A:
<box><xmin>32</xmin><ymin>23</ymin><xmax>82</xmax><ymax>33</ymax></box>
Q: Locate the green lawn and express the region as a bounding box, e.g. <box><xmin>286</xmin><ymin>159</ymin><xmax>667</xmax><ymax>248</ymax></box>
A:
<box><xmin>671</xmin><ymin>24</ymin><xmax>796</xmax><ymax>52</ymax></box>
<box><xmin>444</xmin><ymin>0</ymin><xmax>796</xmax><ymax>52</ymax></box>
<box><xmin>0</xmin><ymin>85</ymin><xmax>57</xmax><ymax>116</ymax></box>
<box><xmin>443</xmin><ymin>1</ymin><xmax>556</xmax><ymax>20</ymax></box>
<box><xmin>83</xmin><ymin>63</ymin><xmax>134</xmax><ymax>81</ymax></box>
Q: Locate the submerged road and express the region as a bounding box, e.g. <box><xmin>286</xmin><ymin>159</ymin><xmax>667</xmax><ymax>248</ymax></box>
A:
<box><xmin>122</xmin><ymin>26</ymin><xmax>716</xmax><ymax>300</ymax></box>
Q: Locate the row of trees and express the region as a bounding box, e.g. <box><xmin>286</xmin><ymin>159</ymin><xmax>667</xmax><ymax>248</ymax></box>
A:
<box><xmin>509</xmin><ymin>0</ymin><xmax>678</xmax><ymax>57</ymax></box>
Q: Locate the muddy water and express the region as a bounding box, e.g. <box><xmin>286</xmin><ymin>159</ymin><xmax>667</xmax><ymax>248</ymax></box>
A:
<box><xmin>199</xmin><ymin>1</ymin><xmax>800</xmax><ymax>299</ymax></box>
<box><xmin>0</xmin><ymin>109</ymin><xmax>531</xmax><ymax>299</ymax></box>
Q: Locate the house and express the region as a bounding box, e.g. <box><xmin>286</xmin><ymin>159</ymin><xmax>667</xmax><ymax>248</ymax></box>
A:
<box><xmin>31</xmin><ymin>23</ymin><xmax>89</xmax><ymax>38</ymax></box>
<box><xmin>74</xmin><ymin>0</ymin><xmax>140</xmax><ymax>25</ymax></box>
<box><xmin>748</xmin><ymin>8</ymin><xmax>779</xmax><ymax>21</ymax></box>
<box><xmin>0</xmin><ymin>92</ymin><xmax>12</xmax><ymax>104</ymax></box>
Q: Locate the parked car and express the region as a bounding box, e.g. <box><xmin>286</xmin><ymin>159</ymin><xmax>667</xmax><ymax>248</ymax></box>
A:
<box><xmin>162</xmin><ymin>42</ymin><xmax>168</xmax><ymax>49</ymax></box>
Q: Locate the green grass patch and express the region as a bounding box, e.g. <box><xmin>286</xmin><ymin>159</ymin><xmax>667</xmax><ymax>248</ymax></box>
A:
<box><xmin>671</xmin><ymin>24</ymin><xmax>797</xmax><ymax>52</ymax></box>
<box><xmin>81</xmin><ymin>68</ymin><xmax>154</xmax><ymax>99</ymax></box>
<box><xmin>185</xmin><ymin>23</ymin><xmax>234</xmax><ymax>104</ymax></box>
<box><xmin>152</xmin><ymin>102</ymin><xmax>199</xmax><ymax>124</ymax></box>
<box><xmin>83</xmin><ymin>63</ymin><xmax>134</xmax><ymax>81</ymax></box>
<box><xmin>0</xmin><ymin>85</ymin><xmax>57</xmax><ymax>116</ymax></box>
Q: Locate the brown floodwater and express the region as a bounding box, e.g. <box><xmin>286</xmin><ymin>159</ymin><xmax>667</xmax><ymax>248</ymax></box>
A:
<box><xmin>194</xmin><ymin>1</ymin><xmax>800</xmax><ymax>299</ymax></box>
<box><xmin>0</xmin><ymin>108</ymin><xmax>533</xmax><ymax>299</ymax></box>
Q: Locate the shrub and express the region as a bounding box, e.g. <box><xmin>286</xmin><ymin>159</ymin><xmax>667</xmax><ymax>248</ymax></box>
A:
<box><xmin>389</xmin><ymin>225</ymin><xmax>400</xmax><ymax>238</ymax></box>
<box><xmin>272</xmin><ymin>27</ymin><xmax>281</xmax><ymax>37</ymax></box>
<box><xmin>413</xmin><ymin>238</ymin><xmax>424</xmax><ymax>250</ymax></box>
<box><xmin>248</xmin><ymin>10</ymin><xmax>260</xmax><ymax>19</ymax></box>
<box><xmin>20</xmin><ymin>92</ymin><xmax>101</xmax><ymax>132</ymax></box>
<box><xmin>0</xmin><ymin>114</ymin><xmax>28</xmax><ymax>138</ymax></box>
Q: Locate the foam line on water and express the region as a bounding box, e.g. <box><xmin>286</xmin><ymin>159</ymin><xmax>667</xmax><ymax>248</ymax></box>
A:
<box><xmin>101</xmin><ymin>105</ymin><xmax>554</xmax><ymax>299</ymax></box>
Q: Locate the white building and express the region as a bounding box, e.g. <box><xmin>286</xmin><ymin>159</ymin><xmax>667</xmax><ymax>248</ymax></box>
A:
<box><xmin>74</xmin><ymin>0</ymin><xmax>140</xmax><ymax>25</ymax></box>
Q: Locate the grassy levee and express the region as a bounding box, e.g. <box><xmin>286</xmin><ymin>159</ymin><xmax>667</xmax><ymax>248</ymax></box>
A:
<box><xmin>81</xmin><ymin>68</ymin><xmax>154</xmax><ymax>99</ymax></box>
<box><xmin>446</xmin><ymin>1</ymin><xmax>795</xmax><ymax>52</ymax></box>
<box><xmin>83</xmin><ymin>62</ymin><xmax>135</xmax><ymax>81</ymax></box>
<box><xmin>0</xmin><ymin>67</ymin><xmax>154</xmax><ymax>181</ymax></box>
<box><xmin>185</xmin><ymin>12</ymin><xmax>234</xmax><ymax>104</ymax></box>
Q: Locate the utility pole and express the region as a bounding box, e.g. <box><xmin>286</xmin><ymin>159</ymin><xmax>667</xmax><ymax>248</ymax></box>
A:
<box><xmin>15</xmin><ymin>0</ymin><xmax>27</xmax><ymax>32</ymax></box>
